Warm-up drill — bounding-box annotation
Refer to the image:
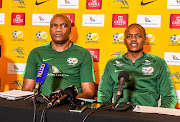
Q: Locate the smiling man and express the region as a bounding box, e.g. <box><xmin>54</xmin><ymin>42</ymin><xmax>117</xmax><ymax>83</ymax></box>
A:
<box><xmin>22</xmin><ymin>14</ymin><xmax>96</xmax><ymax>98</ymax></box>
<box><xmin>98</xmin><ymin>23</ymin><xmax>177</xmax><ymax>108</ymax></box>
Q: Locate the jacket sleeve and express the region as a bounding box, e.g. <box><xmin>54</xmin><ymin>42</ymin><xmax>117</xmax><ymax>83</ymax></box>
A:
<box><xmin>158</xmin><ymin>60</ymin><xmax>177</xmax><ymax>108</ymax></box>
<box><xmin>97</xmin><ymin>61</ymin><xmax>114</xmax><ymax>103</ymax></box>
<box><xmin>80</xmin><ymin>50</ymin><xmax>96</xmax><ymax>83</ymax></box>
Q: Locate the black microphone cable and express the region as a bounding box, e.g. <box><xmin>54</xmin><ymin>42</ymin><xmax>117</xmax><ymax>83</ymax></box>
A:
<box><xmin>33</xmin><ymin>93</ymin><xmax>37</xmax><ymax>122</ymax></box>
<box><xmin>40</xmin><ymin>105</ymin><xmax>50</xmax><ymax>122</ymax></box>
<box><xmin>40</xmin><ymin>89</ymin><xmax>64</xmax><ymax>122</ymax></box>
<box><xmin>82</xmin><ymin>103</ymin><xmax>122</xmax><ymax>122</ymax></box>
<box><xmin>82</xmin><ymin>104</ymin><xmax>113</xmax><ymax>122</ymax></box>
<box><xmin>40</xmin><ymin>96</ymin><xmax>61</xmax><ymax>122</ymax></box>
<box><xmin>82</xmin><ymin>99</ymin><xmax>135</xmax><ymax>122</ymax></box>
<box><xmin>24</xmin><ymin>93</ymin><xmax>39</xmax><ymax>122</ymax></box>
<box><xmin>40</xmin><ymin>86</ymin><xmax>78</xmax><ymax>122</ymax></box>
<box><xmin>39</xmin><ymin>99</ymin><xmax>55</xmax><ymax>122</ymax></box>
<box><xmin>32</xmin><ymin>93</ymin><xmax>51</xmax><ymax>122</ymax></box>
<box><xmin>40</xmin><ymin>95</ymin><xmax>69</xmax><ymax>122</ymax></box>
<box><xmin>82</xmin><ymin>108</ymin><xmax>97</xmax><ymax>122</ymax></box>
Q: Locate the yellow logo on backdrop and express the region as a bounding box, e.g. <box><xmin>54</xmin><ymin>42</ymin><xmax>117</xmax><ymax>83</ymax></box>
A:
<box><xmin>172</xmin><ymin>72</ymin><xmax>180</xmax><ymax>90</ymax></box>
<box><xmin>36</xmin><ymin>31</ymin><xmax>48</xmax><ymax>39</ymax></box>
<box><xmin>113</xmin><ymin>33</ymin><xmax>124</xmax><ymax>41</ymax></box>
<box><xmin>112</xmin><ymin>33</ymin><xmax>124</xmax><ymax>44</ymax></box>
<box><xmin>146</xmin><ymin>34</ymin><xmax>155</xmax><ymax>43</ymax></box>
<box><xmin>170</xmin><ymin>35</ymin><xmax>180</xmax><ymax>46</ymax></box>
<box><xmin>113</xmin><ymin>0</ymin><xmax>130</xmax><ymax>9</ymax></box>
<box><xmin>86</xmin><ymin>33</ymin><xmax>99</xmax><ymax>41</ymax></box>
<box><xmin>11</xmin><ymin>0</ymin><xmax>26</xmax><ymax>8</ymax></box>
<box><xmin>113</xmin><ymin>0</ymin><xmax>130</xmax><ymax>6</ymax></box>
<box><xmin>85</xmin><ymin>33</ymin><xmax>100</xmax><ymax>44</ymax></box>
<box><xmin>12</xmin><ymin>31</ymin><xmax>24</xmax><ymax>39</ymax></box>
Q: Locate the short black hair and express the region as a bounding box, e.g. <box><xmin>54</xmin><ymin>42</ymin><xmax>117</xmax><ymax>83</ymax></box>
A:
<box><xmin>124</xmin><ymin>23</ymin><xmax>146</xmax><ymax>37</ymax></box>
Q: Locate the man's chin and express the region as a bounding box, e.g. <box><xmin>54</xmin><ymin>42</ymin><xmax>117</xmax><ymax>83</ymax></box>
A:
<box><xmin>128</xmin><ymin>49</ymin><xmax>143</xmax><ymax>53</ymax></box>
<box><xmin>52</xmin><ymin>39</ymin><xmax>69</xmax><ymax>44</ymax></box>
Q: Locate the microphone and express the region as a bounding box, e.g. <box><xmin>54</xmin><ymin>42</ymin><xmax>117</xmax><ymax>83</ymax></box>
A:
<box><xmin>64</xmin><ymin>85</ymin><xmax>78</xmax><ymax>99</ymax></box>
<box><xmin>113</xmin><ymin>71</ymin><xmax>129</xmax><ymax>107</ymax></box>
<box><xmin>108</xmin><ymin>71</ymin><xmax>131</xmax><ymax>111</ymax></box>
<box><xmin>48</xmin><ymin>88</ymin><xmax>64</xmax><ymax>106</ymax></box>
<box><xmin>34</xmin><ymin>63</ymin><xmax>49</xmax><ymax>93</ymax></box>
<box><xmin>116</xmin><ymin>71</ymin><xmax>129</xmax><ymax>101</ymax></box>
<box><xmin>50</xmin><ymin>85</ymin><xmax>78</xmax><ymax>107</ymax></box>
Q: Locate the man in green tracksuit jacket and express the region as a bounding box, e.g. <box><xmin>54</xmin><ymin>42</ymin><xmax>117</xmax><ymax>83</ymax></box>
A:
<box><xmin>98</xmin><ymin>23</ymin><xmax>177</xmax><ymax>108</ymax></box>
<box><xmin>22</xmin><ymin>14</ymin><xmax>96</xmax><ymax>99</ymax></box>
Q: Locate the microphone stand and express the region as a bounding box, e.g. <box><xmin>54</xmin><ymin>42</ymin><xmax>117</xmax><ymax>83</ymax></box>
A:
<box><xmin>109</xmin><ymin>91</ymin><xmax>134</xmax><ymax>111</ymax></box>
<box><xmin>68</xmin><ymin>97</ymin><xmax>77</xmax><ymax>106</ymax></box>
<box><xmin>24</xmin><ymin>87</ymin><xmax>50</xmax><ymax>104</ymax></box>
<box><xmin>48</xmin><ymin>94</ymin><xmax>77</xmax><ymax>107</ymax></box>
<box><xmin>24</xmin><ymin>87</ymin><xmax>50</xmax><ymax>122</ymax></box>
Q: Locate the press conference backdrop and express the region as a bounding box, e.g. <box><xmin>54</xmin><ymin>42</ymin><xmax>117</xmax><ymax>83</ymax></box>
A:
<box><xmin>0</xmin><ymin>0</ymin><xmax>180</xmax><ymax>108</ymax></box>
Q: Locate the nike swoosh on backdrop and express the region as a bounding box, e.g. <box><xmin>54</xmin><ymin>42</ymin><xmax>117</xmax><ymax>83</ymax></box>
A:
<box><xmin>141</xmin><ymin>0</ymin><xmax>157</xmax><ymax>6</ymax></box>
<box><xmin>35</xmin><ymin>0</ymin><xmax>49</xmax><ymax>5</ymax></box>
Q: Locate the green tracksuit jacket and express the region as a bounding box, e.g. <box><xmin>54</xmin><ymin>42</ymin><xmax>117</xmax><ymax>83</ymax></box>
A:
<box><xmin>98</xmin><ymin>53</ymin><xmax>177</xmax><ymax>108</ymax></box>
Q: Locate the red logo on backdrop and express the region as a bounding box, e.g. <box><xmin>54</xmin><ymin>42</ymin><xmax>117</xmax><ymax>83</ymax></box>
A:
<box><xmin>0</xmin><ymin>0</ymin><xmax>2</xmax><ymax>8</ymax></box>
<box><xmin>112</xmin><ymin>14</ymin><xmax>128</xmax><ymax>28</ymax></box>
<box><xmin>63</xmin><ymin>13</ymin><xmax>75</xmax><ymax>27</ymax></box>
<box><xmin>86</xmin><ymin>0</ymin><xmax>102</xmax><ymax>9</ymax></box>
<box><xmin>86</xmin><ymin>48</ymin><xmax>100</xmax><ymax>62</ymax></box>
<box><xmin>170</xmin><ymin>14</ymin><xmax>180</xmax><ymax>29</ymax></box>
<box><xmin>11</xmin><ymin>13</ymin><xmax>25</xmax><ymax>26</ymax></box>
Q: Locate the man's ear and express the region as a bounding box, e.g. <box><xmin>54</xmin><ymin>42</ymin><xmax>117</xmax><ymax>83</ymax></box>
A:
<box><xmin>124</xmin><ymin>34</ymin><xmax>126</xmax><ymax>45</ymax></box>
<box><xmin>70</xmin><ymin>27</ymin><xmax>72</xmax><ymax>34</ymax></box>
<box><xmin>124</xmin><ymin>38</ymin><xmax>126</xmax><ymax>45</ymax></box>
<box><xmin>144</xmin><ymin>37</ymin><xmax>148</xmax><ymax>45</ymax></box>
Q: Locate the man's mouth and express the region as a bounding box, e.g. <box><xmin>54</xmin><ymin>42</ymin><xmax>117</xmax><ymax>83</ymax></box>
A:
<box><xmin>131</xmin><ymin>43</ymin><xmax>138</xmax><ymax>47</ymax></box>
<box><xmin>55</xmin><ymin>34</ymin><xmax>64</xmax><ymax>37</ymax></box>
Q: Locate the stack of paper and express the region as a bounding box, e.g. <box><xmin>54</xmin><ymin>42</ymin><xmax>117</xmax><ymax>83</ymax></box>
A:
<box><xmin>133</xmin><ymin>105</ymin><xmax>180</xmax><ymax>116</ymax></box>
<box><xmin>0</xmin><ymin>90</ymin><xmax>34</xmax><ymax>100</ymax></box>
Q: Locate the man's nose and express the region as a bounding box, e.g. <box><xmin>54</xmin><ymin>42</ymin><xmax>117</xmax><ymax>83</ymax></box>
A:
<box><xmin>56</xmin><ymin>25</ymin><xmax>62</xmax><ymax>31</ymax></box>
<box><xmin>131</xmin><ymin>35</ymin><xmax>137</xmax><ymax>41</ymax></box>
